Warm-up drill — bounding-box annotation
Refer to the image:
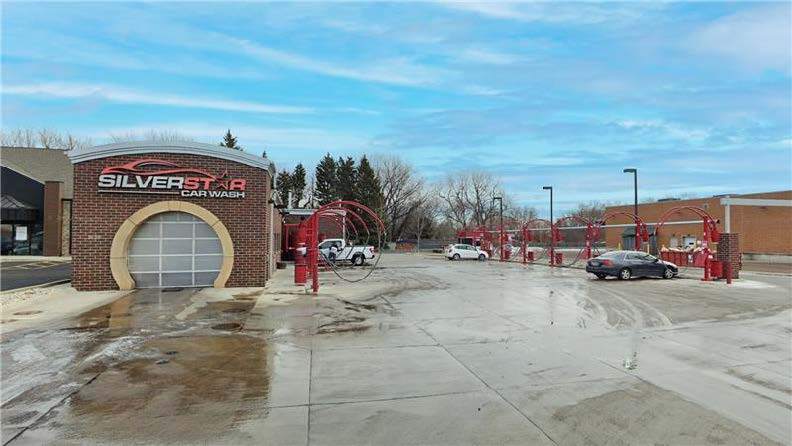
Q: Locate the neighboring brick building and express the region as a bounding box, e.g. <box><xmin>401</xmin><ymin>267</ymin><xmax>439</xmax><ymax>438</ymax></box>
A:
<box><xmin>69</xmin><ymin>141</ymin><xmax>277</xmax><ymax>290</ymax></box>
<box><xmin>1</xmin><ymin>147</ymin><xmax>73</xmax><ymax>256</ymax></box>
<box><xmin>604</xmin><ymin>190</ymin><xmax>792</xmax><ymax>260</ymax></box>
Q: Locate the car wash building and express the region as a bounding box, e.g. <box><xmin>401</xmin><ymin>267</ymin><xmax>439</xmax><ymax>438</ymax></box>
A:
<box><xmin>69</xmin><ymin>141</ymin><xmax>278</xmax><ymax>291</ymax></box>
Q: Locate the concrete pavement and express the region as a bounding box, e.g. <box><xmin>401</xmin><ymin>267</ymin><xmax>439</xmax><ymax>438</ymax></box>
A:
<box><xmin>1</xmin><ymin>253</ymin><xmax>789</xmax><ymax>445</ymax></box>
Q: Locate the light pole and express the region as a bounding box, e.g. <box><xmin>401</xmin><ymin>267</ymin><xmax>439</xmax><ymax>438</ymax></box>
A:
<box><xmin>542</xmin><ymin>186</ymin><xmax>553</xmax><ymax>266</ymax></box>
<box><xmin>623</xmin><ymin>168</ymin><xmax>639</xmax><ymax>250</ymax></box>
<box><xmin>493</xmin><ymin>196</ymin><xmax>503</xmax><ymax>261</ymax></box>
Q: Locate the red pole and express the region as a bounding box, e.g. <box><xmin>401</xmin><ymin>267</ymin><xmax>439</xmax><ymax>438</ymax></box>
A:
<box><xmin>294</xmin><ymin>223</ymin><xmax>307</xmax><ymax>285</ymax></box>
<box><xmin>585</xmin><ymin>224</ymin><xmax>592</xmax><ymax>259</ymax></box>
<box><xmin>701</xmin><ymin>219</ymin><xmax>711</xmax><ymax>282</ymax></box>
<box><xmin>522</xmin><ymin>227</ymin><xmax>527</xmax><ymax>264</ymax></box>
<box><xmin>549</xmin><ymin>224</ymin><xmax>555</xmax><ymax>266</ymax></box>
<box><xmin>310</xmin><ymin>215</ymin><xmax>320</xmax><ymax>292</ymax></box>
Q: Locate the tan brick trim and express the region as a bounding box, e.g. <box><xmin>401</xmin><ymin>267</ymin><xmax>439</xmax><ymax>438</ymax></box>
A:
<box><xmin>109</xmin><ymin>200</ymin><xmax>234</xmax><ymax>290</ymax></box>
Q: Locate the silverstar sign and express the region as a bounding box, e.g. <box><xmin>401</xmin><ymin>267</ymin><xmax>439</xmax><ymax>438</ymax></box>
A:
<box><xmin>97</xmin><ymin>159</ymin><xmax>247</xmax><ymax>198</ymax></box>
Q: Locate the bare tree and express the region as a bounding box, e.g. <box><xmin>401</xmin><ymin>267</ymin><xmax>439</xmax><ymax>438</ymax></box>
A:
<box><xmin>402</xmin><ymin>196</ymin><xmax>441</xmax><ymax>250</ymax></box>
<box><xmin>563</xmin><ymin>200</ymin><xmax>612</xmax><ymax>225</ymax></box>
<box><xmin>505</xmin><ymin>203</ymin><xmax>538</xmax><ymax>224</ymax></box>
<box><xmin>1</xmin><ymin>129</ymin><xmax>36</xmax><ymax>147</ymax></box>
<box><xmin>372</xmin><ymin>155</ymin><xmax>427</xmax><ymax>241</ymax></box>
<box><xmin>1</xmin><ymin>128</ymin><xmax>92</xmax><ymax>150</ymax></box>
<box><xmin>38</xmin><ymin>129</ymin><xmax>60</xmax><ymax>149</ymax></box>
<box><xmin>109</xmin><ymin>129</ymin><xmax>194</xmax><ymax>143</ymax></box>
<box><xmin>437</xmin><ymin>170</ymin><xmax>505</xmax><ymax>228</ymax></box>
<box><xmin>437</xmin><ymin>176</ymin><xmax>471</xmax><ymax>227</ymax></box>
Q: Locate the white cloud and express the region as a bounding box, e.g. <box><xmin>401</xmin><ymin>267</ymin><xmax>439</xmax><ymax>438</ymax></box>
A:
<box><xmin>458</xmin><ymin>48</ymin><xmax>519</xmax><ymax>65</ymax></box>
<box><xmin>439</xmin><ymin>1</ymin><xmax>663</xmax><ymax>24</ymax></box>
<box><xmin>462</xmin><ymin>85</ymin><xmax>507</xmax><ymax>96</ymax></box>
<box><xmin>228</xmin><ymin>37</ymin><xmax>448</xmax><ymax>87</ymax></box>
<box><xmin>616</xmin><ymin>119</ymin><xmax>710</xmax><ymax>141</ymax></box>
<box><xmin>688</xmin><ymin>4</ymin><xmax>791</xmax><ymax>73</ymax></box>
<box><xmin>2</xmin><ymin>83</ymin><xmax>313</xmax><ymax>114</ymax></box>
<box><xmin>95</xmin><ymin>123</ymin><xmax>369</xmax><ymax>151</ymax></box>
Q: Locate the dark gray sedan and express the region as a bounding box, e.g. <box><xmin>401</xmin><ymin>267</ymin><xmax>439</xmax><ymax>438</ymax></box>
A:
<box><xmin>586</xmin><ymin>250</ymin><xmax>678</xmax><ymax>280</ymax></box>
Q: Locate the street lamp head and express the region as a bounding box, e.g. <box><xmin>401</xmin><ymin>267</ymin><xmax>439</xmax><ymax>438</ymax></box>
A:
<box><xmin>542</xmin><ymin>186</ymin><xmax>552</xmax><ymax>190</ymax></box>
<box><xmin>623</xmin><ymin>168</ymin><xmax>637</xmax><ymax>173</ymax></box>
<box><xmin>493</xmin><ymin>196</ymin><xmax>502</xmax><ymax>201</ymax></box>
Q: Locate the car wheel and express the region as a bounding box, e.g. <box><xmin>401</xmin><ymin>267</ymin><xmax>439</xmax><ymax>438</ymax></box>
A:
<box><xmin>618</xmin><ymin>268</ymin><xmax>632</xmax><ymax>280</ymax></box>
<box><xmin>453</xmin><ymin>253</ymin><xmax>461</xmax><ymax>261</ymax></box>
<box><xmin>478</xmin><ymin>254</ymin><xmax>486</xmax><ymax>261</ymax></box>
<box><xmin>595</xmin><ymin>273</ymin><xmax>607</xmax><ymax>280</ymax></box>
<box><xmin>352</xmin><ymin>254</ymin><xmax>364</xmax><ymax>266</ymax></box>
<box><xmin>663</xmin><ymin>267</ymin><xmax>675</xmax><ymax>279</ymax></box>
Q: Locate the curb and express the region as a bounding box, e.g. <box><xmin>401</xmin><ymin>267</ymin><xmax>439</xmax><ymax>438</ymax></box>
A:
<box><xmin>1</xmin><ymin>279</ymin><xmax>72</xmax><ymax>295</ymax></box>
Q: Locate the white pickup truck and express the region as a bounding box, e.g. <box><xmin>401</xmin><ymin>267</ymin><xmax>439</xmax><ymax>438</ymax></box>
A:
<box><xmin>318</xmin><ymin>238</ymin><xmax>376</xmax><ymax>266</ymax></box>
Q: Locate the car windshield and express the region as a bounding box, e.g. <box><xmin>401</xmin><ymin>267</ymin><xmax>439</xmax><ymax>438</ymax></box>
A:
<box><xmin>597</xmin><ymin>251</ymin><xmax>622</xmax><ymax>259</ymax></box>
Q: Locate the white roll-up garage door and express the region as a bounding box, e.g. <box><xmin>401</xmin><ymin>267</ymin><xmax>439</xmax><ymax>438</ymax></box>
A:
<box><xmin>128</xmin><ymin>211</ymin><xmax>223</xmax><ymax>288</ymax></box>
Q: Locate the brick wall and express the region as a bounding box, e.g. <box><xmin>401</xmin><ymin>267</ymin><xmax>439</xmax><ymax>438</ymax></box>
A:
<box><xmin>72</xmin><ymin>153</ymin><xmax>272</xmax><ymax>290</ymax></box>
<box><xmin>604</xmin><ymin>191</ymin><xmax>792</xmax><ymax>255</ymax></box>
<box><xmin>43</xmin><ymin>181</ymin><xmax>63</xmax><ymax>256</ymax></box>
<box><xmin>61</xmin><ymin>200</ymin><xmax>71</xmax><ymax>256</ymax></box>
<box><xmin>716</xmin><ymin>233</ymin><xmax>741</xmax><ymax>279</ymax></box>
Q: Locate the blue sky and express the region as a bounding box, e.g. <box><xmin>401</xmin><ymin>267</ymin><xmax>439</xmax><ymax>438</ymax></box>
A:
<box><xmin>2</xmin><ymin>1</ymin><xmax>790</xmax><ymax>213</ymax></box>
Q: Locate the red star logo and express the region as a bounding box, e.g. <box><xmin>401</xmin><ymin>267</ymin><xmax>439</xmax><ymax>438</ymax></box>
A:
<box><xmin>215</xmin><ymin>170</ymin><xmax>231</xmax><ymax>190</ymax></box>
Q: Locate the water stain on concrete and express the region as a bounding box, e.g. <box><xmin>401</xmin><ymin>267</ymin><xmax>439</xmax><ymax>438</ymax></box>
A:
<box><xmin>20</xmin><ymin>335</ymin><xmax>275</xmax><ymax>444</ymax></box>
<box><xmin>549</xmin><ymin>381</ymin><xmax>781</xmax><ymax>445</ymax></box>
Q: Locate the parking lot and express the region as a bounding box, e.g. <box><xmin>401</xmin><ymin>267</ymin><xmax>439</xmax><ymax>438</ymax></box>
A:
<box><xmin>2</xmin><ymin>253</ymin><xmax>790</xmax><ymax>445</ymax></box>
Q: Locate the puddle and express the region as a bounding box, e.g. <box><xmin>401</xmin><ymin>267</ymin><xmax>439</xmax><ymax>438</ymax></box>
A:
<box><xmin>317</xmin><ymin>324</ymin><xmax>371</xmax><ymax>334</ymax></box>
<box><xmin>13</xmin><ymin>310</ymin><xmax>43</xmax><ymax>316</ymax></box>
<box><xmin>222</xmin><ymin>308</ymin><xmax>248</xmax><ymax>314</ymax></box>
<box><xmin>232</xmin><ymin>290</ymin><xmax>264</xmax><ymax>299</ymax></box>
<box><xmin>17</xmin><ymin>335</ymin><xmax>275</xmax><ymax>444</ymax></box>
<box><xmin>211</xmin><ymin>322</ymin><xmax>242</xmax><ymax>331</ymax></box>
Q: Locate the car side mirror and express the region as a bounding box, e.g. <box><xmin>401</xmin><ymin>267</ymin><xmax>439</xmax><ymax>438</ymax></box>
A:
<box><xmin>653</xmin><ymin>258</ymin><xmax>659</xmax><ymax>262</ymax></box>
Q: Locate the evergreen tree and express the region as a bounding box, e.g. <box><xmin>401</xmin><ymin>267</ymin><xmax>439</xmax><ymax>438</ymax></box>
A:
<box><xmin>220</xmin><ymin>129</ymin><xmax>241</xmax><ymax>150</ymax></box>
<box><xmin>276</xmin><ymin>170</ymin><xmax>292</xmax><ymax>205</ymax></box>
<box><xmin>336</xmin><ymin>156</ymin><xmax>357</xmax><ymax>201</ymax></box>
<box><xmin>315</xmin><ymin>153</ymin><xmax>338</xmax><ymax>205</ymax></box>
<box><xmin>354</xmin><ymin>155</ymin><xmax>384</xmax><ymax>211</ymax></box>
<box><xmin>220</xmin><ymin>129</ymin><xmax>242</xmax><ymax>150</ymax></box>
<box><xmin>291</xmin><ymin>163</ymin><xmax>307</xmax><ymax>207</ymax></box>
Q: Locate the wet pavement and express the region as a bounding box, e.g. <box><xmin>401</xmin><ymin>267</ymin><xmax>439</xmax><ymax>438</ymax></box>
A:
<box><xmin>0</xmin><ymin>260</ymin><xmax>72</xmax><ymax>291</ymax></box>
<box><xmin>1</xmin><ymin>254</ymin><xmax>790</xmax><ymax>445</ymax></box>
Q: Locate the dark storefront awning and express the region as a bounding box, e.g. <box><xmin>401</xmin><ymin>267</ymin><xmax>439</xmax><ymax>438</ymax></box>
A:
<box><xmin>1</xmin><ymin>194</ymin><xmax>38</xmax><ymax>222</ymax></box>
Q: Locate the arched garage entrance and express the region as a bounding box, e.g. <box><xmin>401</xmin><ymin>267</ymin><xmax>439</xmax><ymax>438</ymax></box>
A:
<box><xmin>109</xmin><ymin>201</ymin><xmax>234</xmax><ymax>290</ymax></box>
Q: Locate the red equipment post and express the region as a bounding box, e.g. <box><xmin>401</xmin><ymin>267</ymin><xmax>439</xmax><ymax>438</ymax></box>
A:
<box><xmin>296</xmin><ymin>200</ymin><xmax>386</xmax><ymax>293</ymax></box>
<box><xmin>549</xmin><ymin>224</ymin><xmax>561</xmax><ymax>266</ymax></box>
<box><xmin>294</xmin><ymin>223</ymin><xmax>308</xmax><ymax>286</ymax></box>
<box><xmin>584</xmin><ymin>222</ymin><xmax>593</xmax><ymax>259</ymax></box>
<box><xmin>655</xmin><ymin>207</ymin><xmax>721</xmax><ymax>282</ymax></box>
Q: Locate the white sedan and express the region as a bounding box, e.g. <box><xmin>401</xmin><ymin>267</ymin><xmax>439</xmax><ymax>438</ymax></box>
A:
<box><xmin>445</xmin><ymin>244</ymin><xmax>489</xmax><ymax>261</ymax></box>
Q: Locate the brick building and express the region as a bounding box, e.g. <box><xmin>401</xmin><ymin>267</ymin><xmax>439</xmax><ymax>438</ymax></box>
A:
<box><xmin>1</xmin><ymin>147</ymin><xmax>73</xmax><ymax>256</ymax></box>
<box><xmin>604</xmin><ymin>190</ymin><xmax>792</xmax><ymax>261</ymax></box>
<box><xmin>69</xmin><ymin>141</ymin><xmax>278</xmax><ymax>290</ymax></box>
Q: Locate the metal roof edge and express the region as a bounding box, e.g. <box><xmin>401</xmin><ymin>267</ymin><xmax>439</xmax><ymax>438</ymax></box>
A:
<box><xmin>68</xmin><ymin>141</ymin><xmax>275</xmax><ymax>175</ymax></box>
